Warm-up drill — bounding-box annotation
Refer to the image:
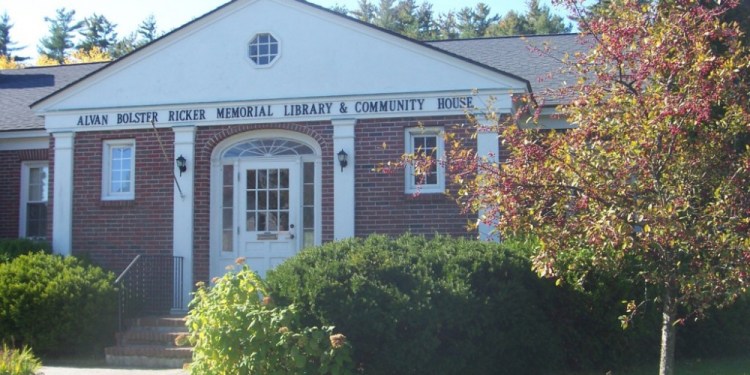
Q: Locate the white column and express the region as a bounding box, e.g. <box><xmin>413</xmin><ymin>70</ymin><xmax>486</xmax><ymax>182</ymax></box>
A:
<box><xmin>332</xmin><ymin>119</ymin><xmax>356</xmax><ymax>240</ymax></box>
<box><xmin>476</xmin><ymin>122</ymin><xmax>499</xmax><ymax>241</ymax></box>
<box><xmin>172</xmin><ymin>125</ymin><xmax>195</xmax><ymax>313</ymax></box>
<box><xmin>52</xmin><ymin>132</ymin><xmax>74</xmax><ymax>256</ymax></box>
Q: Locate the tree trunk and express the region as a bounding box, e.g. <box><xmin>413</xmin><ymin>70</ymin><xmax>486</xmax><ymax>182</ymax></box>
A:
<box><xmin>659</xmin><ymin>287</ymin><xmax>677</xmax><ymax>375</ymax></box>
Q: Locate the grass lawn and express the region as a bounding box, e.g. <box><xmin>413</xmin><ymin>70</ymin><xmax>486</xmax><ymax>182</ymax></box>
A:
<box><xmin>563</xmin><ymin>357</ymin><xmax>750</xmax><ymax>375</ymax></box>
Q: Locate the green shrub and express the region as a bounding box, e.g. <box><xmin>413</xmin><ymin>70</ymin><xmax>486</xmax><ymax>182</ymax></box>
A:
<box><xmin>266</xmin><ymin>234</ymin><xmax>565</xmax><ymax>375</ymax></box>
<box><xmin>267</xmin><ymin>234</ymin><xmax>747</xmax><ymax>374</ymax></box>
<box><xmin>677</xmin><ymin>293</ymin><xmax>750</xmax><ymax>359</ymax></box>
<box><xmin>0</xmin><ymin>344</ymin><xmax>41</xmax><ymax>375</ymax></box>
<box><xmin>0</xmin><ymin>239</ymin><xmax>50</xmax><ymax>263</ymax></box>
<box><xmin>187</xmin><ymin>263</ymin><xmax>355</xmax><ymax>375</ymax></box>
<box><xmin>0</xmin><ymin>252</ymin><xmax>117</xmax><ymax>357</ymax></box>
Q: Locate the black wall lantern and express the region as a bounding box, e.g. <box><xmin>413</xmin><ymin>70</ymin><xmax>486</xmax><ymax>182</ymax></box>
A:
<box><xmin>337</xmin><ymin>149</ymin><xmax>348</xmax><ymax>172</ymax></box>
<box><xmin>176</xmin><ymin>155</ymin><xmax>187</xmax><ymax>176</ymax></box>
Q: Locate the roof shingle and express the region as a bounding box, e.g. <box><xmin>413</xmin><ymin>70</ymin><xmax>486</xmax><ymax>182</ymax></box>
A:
<box><xmin>0</xmin><ymin>63</ymin><xmax>105</xmax><ymax>132</ymax></box>
<box><xmin>428</xmin><ymin>33</ymin><xmax>589</xmax><ymax>104</ymax></box>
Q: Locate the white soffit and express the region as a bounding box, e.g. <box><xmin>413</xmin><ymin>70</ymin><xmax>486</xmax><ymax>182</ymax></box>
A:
<box><xmin>32</xmin><ymin>0</ymin><xmax>528</xmax><ymax>113</ymax></box>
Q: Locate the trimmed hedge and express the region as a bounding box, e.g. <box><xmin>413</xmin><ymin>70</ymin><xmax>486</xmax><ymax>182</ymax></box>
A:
<box><xmin>0</xmin><ymin>252</ymin><xmax>117</xmax><ymax>357</ymax></box>
<box><xmin>267</xmin><ymin>234</ymin><xmax>747</xmax><ymax>374</ymax></box>
<box><xmin>0</xmin><ymin>239</ymin><xmax>50</xmax><ymax>263</ymax></box>
<box><xmin>267</xmin><ymin>234</ymin><xmax>565</xmax><ymax>375</ymax></box>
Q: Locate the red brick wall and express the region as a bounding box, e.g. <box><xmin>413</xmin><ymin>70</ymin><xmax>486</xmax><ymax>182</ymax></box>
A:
<box><xmin>70</xmin><ymin>129</ymin><xmax>174</xmax><ymax>274</ymax></box>
<box><xmin>0</xmin><ymin>151</ymin><xmax>22</xmax><ymax>238</ymax></box>
<box><xmin>192</xmin><ymin>122</ymin><xmax>333</xmax><ymax>284</ymax></box>
<box><xmin>0</xmin><ymin>148</ymin><xmax>49</xmax><ymax>239</ymax></box>
<box><xmin>355</xmin><ymin>116</ymin><xmax>474</xmax><ymax>238</ymax></box>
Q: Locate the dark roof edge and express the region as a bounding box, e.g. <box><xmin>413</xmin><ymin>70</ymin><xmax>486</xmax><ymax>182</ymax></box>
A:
<box><xmin>426</xmin><ymin>32</ymin><xmax>580</xmax><ymax>44</ymax></box>
<box><xmin>32</xmin><ymin>0</ymin><xmax>534</xmax><ymax>109</ymax></box>
<box><xmin>1</xmin><ymin>61</ymin><xmax>106</xmax><ymax>72</ymax></box>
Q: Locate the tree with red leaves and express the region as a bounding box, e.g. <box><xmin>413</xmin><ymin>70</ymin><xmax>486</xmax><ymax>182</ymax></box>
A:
<box><xmin>429</xmin><ymin>1</ymin><xmax>750</xmax><ymax>374</ymax></box>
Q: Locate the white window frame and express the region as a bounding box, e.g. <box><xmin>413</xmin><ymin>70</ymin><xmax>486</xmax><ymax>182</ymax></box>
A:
<box><xmin>19</xmin><ymin>161</ymin><xmax>49</xmax><ymax>238</ymax></box>
<box><xmin>248</xmin><ymin>33</ymin><xmax>280</xmax><ymax>68</ymax></box>
<box><xmin>404</xmin><ymin>127</ymin><xmax>445</xmax><ymax>194</ymax></box>
<box><xmin>102</xmin><ymin>139</ymin><xmax>135</xmax><ymax>200</ymax></box>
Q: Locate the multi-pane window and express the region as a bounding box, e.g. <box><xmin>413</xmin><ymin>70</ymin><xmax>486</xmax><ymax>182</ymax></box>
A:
<box><xmin>20</xmin><ymin>163</ymin><xmax>48</xmax><ymax>238</ymax></box>
<box><xmin>221</xmin><ymin>138</ymin><xmax>317</xmax><ymax>250</ymax></box>
<box><xmin>245</xmin><ymin>169</ymin><xmax>290</xmax><ymax>232</ymax></box>
<box><xmin>405</xmin><ymin>127</ymin><xmax>445</xmax><ymax>194</ymax></box>
<box><xmin>222</xmin><ymin>165</ymin><xmax>234</xmax><ymax>252</ymax></box>
<box><xmin>103</xmin><ymin>140</ymin><xmax>135</xmax><ymax>200</ymax></box>
<box><xmin>248</xmin><ymin>33</ymin><xmax>279</xmax><ymax>66</ymax></box>
<box><xmin>302</xmin><ymin>162</ymin><xmax>315</xmax><ymax>249</ymax></box>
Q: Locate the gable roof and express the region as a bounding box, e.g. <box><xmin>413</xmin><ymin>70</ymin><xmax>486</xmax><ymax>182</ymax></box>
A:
<box><xmin>429</xmin><ymin>33</ymin><xmax>587</xmax><ymax>103</ymax></box>
<box><xmin>1</xmin><ymin>1</ymin><xmax>587</xmax><ymax>134</ymax></box>
<box><xmin>30</xmin><ymin>0</ymin><xmax>533</xmax><ymax>113</ymax></box>
<box><xmin>0</xmin><ymin>63</ymin><xmax>105</xmax><ymax>132</ymax></box>
<box><xmin>29</xmin><ymin>0</ymin><xmax>533</xmax><ymax>111</ymax></box>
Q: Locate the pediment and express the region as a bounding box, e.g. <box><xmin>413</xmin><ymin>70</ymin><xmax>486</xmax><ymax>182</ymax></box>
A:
<box><xmin>33</xmin><ymin>0</ymin><xmax>528</xmax><ymax>114</ymax></box>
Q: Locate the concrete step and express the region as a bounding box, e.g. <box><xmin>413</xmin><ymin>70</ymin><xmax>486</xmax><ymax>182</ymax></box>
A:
<box><xmin>105</xmin><ymin>345</ymin><xmax>193</xmax><ymax>358</ymax></box>
<box><xmin>117</xmin><ymin>331</ymin><xmax>187</xmax><ymax>346</ymax></box>
<box><xmin>132</xmin><ymin>316</ymin><xmax>188</xmax><ymax>328</ymax></box>
<box><xmin>106</xmin><ymin>315</ymin><xmax>192</xmax><ymax>369</ymax></box>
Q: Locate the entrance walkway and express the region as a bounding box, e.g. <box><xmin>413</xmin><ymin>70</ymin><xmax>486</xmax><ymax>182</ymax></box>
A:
<box><xmin>40</xmin><ymin>367</ymin><xmax>187</xmax><ymax>375</ymax></box>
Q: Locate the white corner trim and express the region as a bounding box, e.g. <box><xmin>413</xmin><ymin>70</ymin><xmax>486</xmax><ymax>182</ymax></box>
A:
<box><xmin>52</xmin><ymin>132</ymin><xmax>75</xmax><ymax>256</ymax></box>
<box><xmin>332</xmin><ymin>119</ymin><xmax>356</xmax><ymax>240</ymax></box>
<box><xmin>172</xmin><ymin>125</ymin><xmax>196</xmax><ymax>311</ymax></box>
<box><xmin>476</xmin><ymin>120</ymin><xmax>500</xmax><ymax>242</ymax></box>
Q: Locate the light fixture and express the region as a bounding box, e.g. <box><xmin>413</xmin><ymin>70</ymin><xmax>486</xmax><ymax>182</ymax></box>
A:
<box><xmin>337</xmin><ymin>149</ymin><xmax>348</xmax><ymax>172</ymax></box>
<box><xmin>176</xmin><ymin>155</ymin><xmax>187</xmax><ymax>176</ymax></box>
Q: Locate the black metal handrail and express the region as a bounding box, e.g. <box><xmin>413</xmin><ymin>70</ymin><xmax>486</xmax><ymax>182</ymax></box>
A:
<box><xmin>114</xmin><ymin>254</ymin><xmax>184</xmax><ymax>331</ymax></box>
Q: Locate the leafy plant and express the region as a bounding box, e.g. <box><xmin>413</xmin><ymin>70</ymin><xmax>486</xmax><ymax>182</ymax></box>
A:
<box><xmin>0</xmin><ymin>239</ymin><xmax>50</xmax><ymax>263</ymax></box>
<box><xmin>0</xmin><ymin>344</ymin><xmax>41</xmax><ymax>375</ymax></box>
<box><xmin>267</xmin><ymin>234</ymin><xmax>566</xmax><ymax>375</ymax></box>
<box><xmin>0</xmin><ymin>252</ymin><xmax>116</xmax><ymax>357</ymax></box>
<box><xmin>423</xmin><ymin>1</ymin><xmax>750</xmax><ymax>373</ymax></box>
<box><xmin>187</xmin><ymin>262</ymin><xmax>355</xmax><ymax>375</ymax></box>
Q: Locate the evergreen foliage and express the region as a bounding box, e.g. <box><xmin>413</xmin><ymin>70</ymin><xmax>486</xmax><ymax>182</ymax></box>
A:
<box><xmin>77</xmin><ymin>14</ymin><xmax>118</xmax><ymax>54</ymax></box>
<box><xmin>0</xmin><ymin>239</ymin><xmax>50</xmax><ymax>263</ymax></box>
<box><xmin>338</xmin><ymin>0</ymin><xmax>572</xmax><ymax>39</ymax></box>
<box><xmin>0</xmin><ymin>253</ymin><xmax>116</xmax><ymax>357</ymax></box>
<box><xmin>0</xmin><ymin>13</ymin><xmax>26</xmax><ymax>62</ymax></box>
<box><xmin>37</xmin><ymin>8</ymin><xmax>82</xmax><ymax>64</ymax></box>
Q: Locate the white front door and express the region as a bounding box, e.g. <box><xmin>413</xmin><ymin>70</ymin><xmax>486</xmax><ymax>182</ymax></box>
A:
<box><xmin>237</xmin><ymin>160</ymin><xmax>299</xmax><ymax>277</ymax></box>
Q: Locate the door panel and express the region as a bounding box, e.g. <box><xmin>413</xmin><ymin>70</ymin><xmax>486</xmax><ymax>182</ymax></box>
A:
<box><xmin>238</xmin><ymin>161</ymin><xmax>299</xmax><ymax>277</ymax></box>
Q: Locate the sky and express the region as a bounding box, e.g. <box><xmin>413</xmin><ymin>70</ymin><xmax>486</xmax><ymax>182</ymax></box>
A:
<box><xmin>1</xmin><ymin>0</ymin><xmax>564</xmax><ymax>61</ymax></box>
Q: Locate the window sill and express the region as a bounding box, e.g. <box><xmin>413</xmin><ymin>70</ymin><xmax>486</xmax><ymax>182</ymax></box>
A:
<box><xmin>99</xmin><ymin>199</ymin><xmax>136</xmax><ymax>208</ymax></box>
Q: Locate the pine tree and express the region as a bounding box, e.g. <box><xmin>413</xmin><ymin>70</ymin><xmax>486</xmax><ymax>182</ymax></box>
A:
<box><xmin>486</xmin><ymin>0</ymin><xmax>572</xmax><ymax>37</ymax></box>
<box><xmin>136</xmin><ymin>15</ymin><xmax>160</xmax><ymax>45</ymax></box>
<box><xmin>351</xmin><ymin>0</ymin><xmax>376</xmax><ymax>23</ymax></box>
<box><xmin>456</xmin><ymin>3</ymin><xmax>499</xmax><ymax>38</ymax></box>
<box><xmin>414</xmin><ymin>2</ymin><xmax>438</xmax><ymax>40</ymax></box>
<box><xmin>0</xmin><ymin>12</ymin><xmax>26</xmax><ymax>62</ymax></box>
<box><xmin>38</xmin><ymin>8</ymin><xmax>82</xmax><ymax>64</ymax></box>
<box><xmin>374</xmin><ymin>0</ymin><xmax>398</xmax><ymax>31</ymax></box>
<box><xmin>77</xmin><ymin>14</ymin><xmax>118</xmax><ymax>53</ymax></box>
<box><xmin>524</xmin><ymin>0</ymin><xmax>570</xmax><ymax>34</ymax></box>
<box><xmin>485</xmin><ymin>10</ymin><xmax>527</xmax><ymax>36</ymax></box>
<box><xmin>110</xmin><ymin>32</ymin><xmax>137</xmax><ymax>59</ymax></box>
